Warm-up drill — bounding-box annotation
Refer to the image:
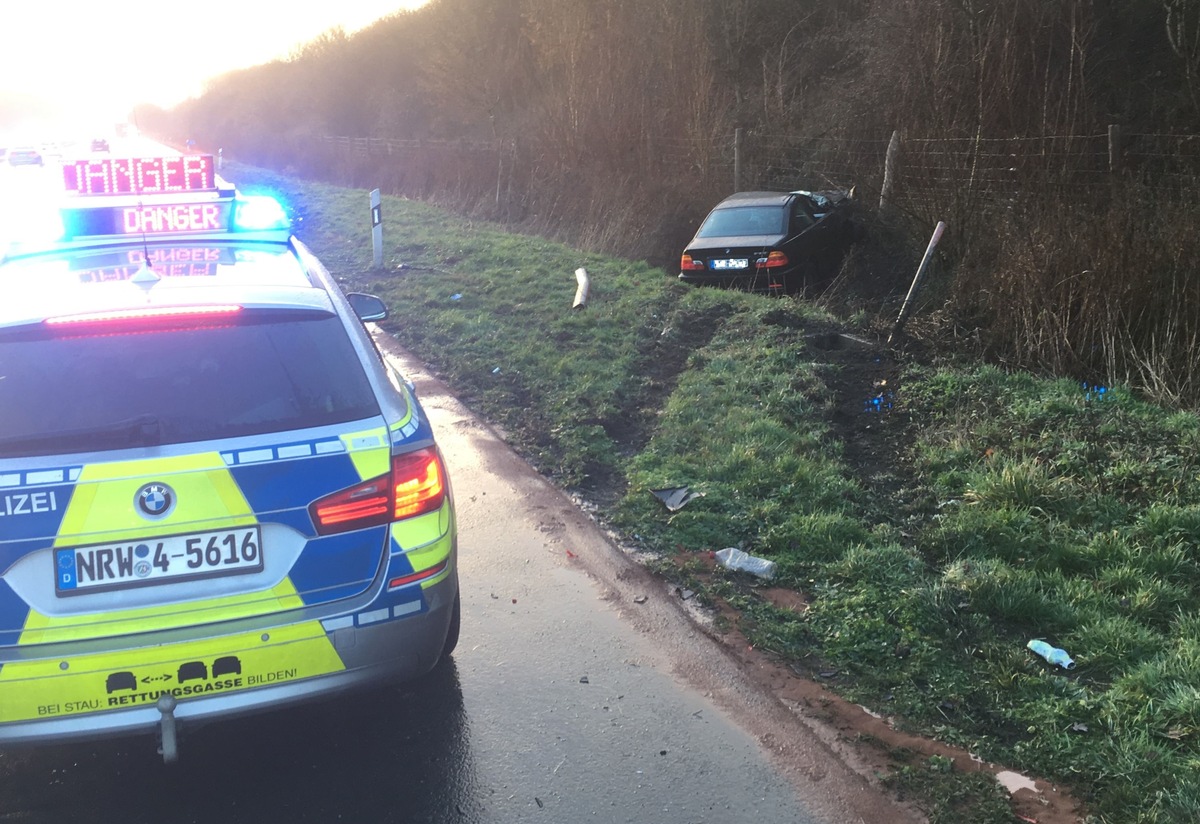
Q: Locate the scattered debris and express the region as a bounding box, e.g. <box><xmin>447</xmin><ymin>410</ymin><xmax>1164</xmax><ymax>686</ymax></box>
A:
<box><xmin>674</xmin><ymin>587</ymin><xmax>695</xmax><ymax>600</ymax></box>
<box><xmin>450</xmin><ymin>293</ymin><xmax>462</xmax><ymax>301</ymax></box>
<box><xmin>996</xmin><ymin>770</ymin><xmax>1039</xmax><ymax>795</ymax></box>
<box><xmin>714</xmin><ymin>547</ymin><xmax>777</xmax><ymax>580</ymax></box>
<box><xmin>634</xmin><ymin>595</ymin><xmax>648</xmax><ymax>604</ymax></box>
<box><xmin>573</xmin><ymin>267</ymin><xmax>590</xmax><ymax>309</ymax></box>
<box><xmin>579</xmin><ymin>675</ymin><xmax>589</xmax><ymax>684</ymax></box>
<box><xmin>1027</xmin><ymin>639</ymin><xmax>1075</xmax><ymax>669</ymax></box>
<box><xmin>492</xmin><ymin>367</ymin><xmax>502</xmax><ymax>374</ymax></box>
<box><xmin>863</xmin><ymin>379</ymin><xmax>895</xmax><ymax>413</ymax></box>
<box><xmin>650</xmin><ymin>486</ymin><xmax>704</xmax><ymax>512</ymax></box>
<box><xmin>534</xmin><ymin>797</ymin><xmax>544</xmax><ymax>809</ymax></box>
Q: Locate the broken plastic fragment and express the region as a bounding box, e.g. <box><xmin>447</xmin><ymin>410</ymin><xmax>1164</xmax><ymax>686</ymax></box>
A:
<box><xmin>650</xmin><ymin>486</ymin><xmax>704</xmax><ymax>512</ymax></box>
<box><xmin>996</xmin><ymin>770</ymin><xmax>1038</xmax><ymax>795</ymax></box>
<box><xmin>1027</xmin><ymin>639</ymin><xmax>1075</xmax><ymax>669</ymax></box>
<box><xmin>714</xmin><ymin>547</ymin><xmax>777</xmax><ymax>580</ymax></box>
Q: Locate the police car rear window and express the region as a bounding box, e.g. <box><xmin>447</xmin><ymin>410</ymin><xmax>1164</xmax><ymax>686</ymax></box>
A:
<box><xmin>0</xmin><ymin>314</ymin><xmax>379</xmax><ymax>458</ymax></box>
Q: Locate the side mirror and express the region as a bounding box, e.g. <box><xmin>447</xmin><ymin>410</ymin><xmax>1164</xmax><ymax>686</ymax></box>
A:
<box><xmin>347</xmin><ymin>292</ymin><xmax>387</xmax><ymax>322</ymax></box>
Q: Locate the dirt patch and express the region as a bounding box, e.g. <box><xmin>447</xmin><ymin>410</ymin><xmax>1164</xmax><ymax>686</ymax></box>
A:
<box><xmin>694</xmin><ymin>573</ymin><xmax>1083</xmax><ymax>824</ymax></box>
<box><xmin>658</xmin><ymin>324</ymin><xmax>1086</xmax><ymax>824</ymax></box>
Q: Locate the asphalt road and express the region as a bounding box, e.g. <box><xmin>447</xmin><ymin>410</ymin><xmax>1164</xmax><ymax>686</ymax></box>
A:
<box><xmin>0</xmin><ymin>334</ymin><xmax>919</xmax><ymax>824</ymax></box>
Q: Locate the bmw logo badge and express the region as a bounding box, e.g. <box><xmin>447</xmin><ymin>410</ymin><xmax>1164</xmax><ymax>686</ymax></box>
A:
<box><xmin>135</xmin><ymin>483</ymin><xmax>175</xmax><ymax>519</ymax></box>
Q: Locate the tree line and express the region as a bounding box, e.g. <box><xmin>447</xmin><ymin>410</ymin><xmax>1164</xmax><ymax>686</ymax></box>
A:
<box><xmin>138</xmin><ymin>0</ymin><xmax>1200</xmax><ymax>406</ymax></box>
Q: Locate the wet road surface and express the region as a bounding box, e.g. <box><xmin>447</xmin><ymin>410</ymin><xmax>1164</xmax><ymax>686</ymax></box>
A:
<box><xmin>0</xmin><ymin>335</ymin><xmax>918</xmax><ymax>824</ymax></box>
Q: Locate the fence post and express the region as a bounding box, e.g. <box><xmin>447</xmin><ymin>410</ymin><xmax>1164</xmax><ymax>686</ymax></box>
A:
<box><xmin>734</xmin><ymin>128</ymin><xmax>743</xmax><ymax>191</ymax></box>
<box><xmin>496</xmin><ymin>147</ymin><xmax>503</xmax><ymax>207</ymax></box>
<box><xmin>1108</xmin><ymin>124</ymin><xmax>1123</xmax><ymax>173</ymax></box>
<box><xmin>880</xmin><ymin>130</ymin><xmax>901</xmax><ymax>210</ymax></box>
<box><xmin>888</xmin><ymin>221</ymin><xmax>946</xmax><ymax>345</ymax></box>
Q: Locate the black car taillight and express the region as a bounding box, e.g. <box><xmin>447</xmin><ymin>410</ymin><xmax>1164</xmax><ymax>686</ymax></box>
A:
<box><xmin>757</xmin><ymin>251</ymin><xmax>789</xmax><ymax>268</ymax></box>
<box><xmin>681</xmin><ymin>254</ymin><xmax>706</xmax><ymax>271</ymax></box>
<box><xmin>310</xmin><ymin>447</ymin><xmax>447</xmax><ymax>534</ymax></box>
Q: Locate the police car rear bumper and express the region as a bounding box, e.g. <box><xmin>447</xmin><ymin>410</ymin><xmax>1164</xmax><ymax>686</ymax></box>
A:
<box><xmin>0</xmin><ymin>572</ymin><xmax>458</xmax><ymax>748</ymax></box>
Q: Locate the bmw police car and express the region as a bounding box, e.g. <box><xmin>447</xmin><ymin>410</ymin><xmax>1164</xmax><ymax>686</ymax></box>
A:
<box><xmin>0</xmin><ymin>154</ymin><xmax>459</xmax><ymax>761</ymax></box>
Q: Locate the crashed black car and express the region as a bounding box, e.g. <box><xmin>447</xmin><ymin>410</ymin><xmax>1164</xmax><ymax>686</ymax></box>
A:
<box><xmin>679</xmin><ymin>190</ymin><xmax>857</xmax><ymax>292</ymax></box>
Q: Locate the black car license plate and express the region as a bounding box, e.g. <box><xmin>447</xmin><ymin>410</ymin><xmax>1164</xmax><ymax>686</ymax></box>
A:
<box><xmin>711</xmin><ymin>258</ymin><xmax>749</xmax><ymax>270</ymax></box>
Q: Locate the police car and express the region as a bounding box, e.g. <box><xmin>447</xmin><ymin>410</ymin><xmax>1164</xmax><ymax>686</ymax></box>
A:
<box><xmin>0</xmin><ymin>154</ymin><xmax>459</xmax><ymax>761</ymax></box>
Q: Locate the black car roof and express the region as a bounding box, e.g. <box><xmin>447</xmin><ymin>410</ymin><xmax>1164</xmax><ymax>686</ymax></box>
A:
<box><xmin>712</xmin><ymin>191</ymin><xmax>793</xmax><ymax>209</ymax></box>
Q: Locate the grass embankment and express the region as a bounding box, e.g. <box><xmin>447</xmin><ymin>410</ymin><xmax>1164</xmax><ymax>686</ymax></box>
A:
<box><xmin>235</xmin><ymin>163</ymin><xmax>1200</xmax><ymax>824</ymax></box>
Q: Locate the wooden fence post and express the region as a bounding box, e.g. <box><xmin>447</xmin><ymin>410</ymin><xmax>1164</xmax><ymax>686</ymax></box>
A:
<box><xmin>881</xmin><ymin>130</ymin><xmax>901</xmax><ymax>209</ymax></box>
<box><xmin>734</xmin><ymin>128</ymin><xmax>743</xmax><ymax>191</ymax></box>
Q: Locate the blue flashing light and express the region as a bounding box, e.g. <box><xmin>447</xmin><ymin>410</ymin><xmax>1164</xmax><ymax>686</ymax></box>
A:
<box><xmin>232</xmin><ymin>196</ymin><xmax>290</xmax><ymax>233</ymax></box>
<box><xmin>0</xmin><ymin>210</ymin><xmax>66</xmax><ymax>258</ymax></box>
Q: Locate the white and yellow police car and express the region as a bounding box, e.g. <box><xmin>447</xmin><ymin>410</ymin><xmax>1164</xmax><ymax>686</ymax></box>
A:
<box><xmin>0</xmin><ymin>154</ymin><xmax>459</xmax><ymax>761</ymax></box>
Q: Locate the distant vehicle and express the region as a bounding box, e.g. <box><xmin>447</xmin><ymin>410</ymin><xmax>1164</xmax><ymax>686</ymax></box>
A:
<box><xmin>679</xmin><ymin>190</ymin><xmax>859</xmax><ymax>292</ymax></box>
<box><xmin>7</xmin><ymin>147</ymin><xmax>43</xmax><ymax>167</ymax></box>
<box><xmin>90</xmin><ymin>138</ymin><xmax>110</xmax><ymax>152</ymax></box>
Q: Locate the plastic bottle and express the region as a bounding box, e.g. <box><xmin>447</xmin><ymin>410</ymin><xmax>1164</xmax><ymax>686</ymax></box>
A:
<box><xmin>714</xmin><ymin>547</ymin><xmax>777</xmax><ymax>580</ymax></box>
<box><xmin>1027</xmin><ymin>639</ymin><xmax>1075</xmax><ymax>670</ymax></box>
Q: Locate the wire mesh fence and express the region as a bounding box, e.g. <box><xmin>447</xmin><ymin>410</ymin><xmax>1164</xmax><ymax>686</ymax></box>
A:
<box><xmin>317</xmin><ymin>125</ymin><xmax>1200</xmax><ymax>219</ymax></box>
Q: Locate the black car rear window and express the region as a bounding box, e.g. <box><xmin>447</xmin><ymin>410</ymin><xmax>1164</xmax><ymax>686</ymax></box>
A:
<box><xmin>0</xmin><ymin>313</ymin><xmax>380</xmax><ymax>458</ymax></box>
<box><xmin>696</xmin><ymin>205</ymin><xmax>787</xmax><ymax>238</ymax></box>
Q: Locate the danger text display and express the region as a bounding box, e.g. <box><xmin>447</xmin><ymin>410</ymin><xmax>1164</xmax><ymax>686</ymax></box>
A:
<box><xmin>63</xmin><ymin>156</ymin><xmax>217</xmax><ymax>196</ymax></box>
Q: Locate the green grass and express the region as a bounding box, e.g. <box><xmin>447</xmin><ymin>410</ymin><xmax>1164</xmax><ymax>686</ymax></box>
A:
<box><xmin>231</xmin><ymin>161</ymin><xmax>1200</xmax><ymax>823</ymax></box>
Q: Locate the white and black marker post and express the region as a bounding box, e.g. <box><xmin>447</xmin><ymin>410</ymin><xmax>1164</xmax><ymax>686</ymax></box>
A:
<box><xmin>370</xmin><ymin>189</ymin><xmax>383</xmax><ymax>268</ymax></box>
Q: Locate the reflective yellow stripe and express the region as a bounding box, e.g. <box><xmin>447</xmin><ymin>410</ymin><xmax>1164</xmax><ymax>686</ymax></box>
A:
<box><xmin>18</xmin><ymin>580</ymin><xmax>305</xmax><ymax>645</ymax></box>
<box><xmin>340</xmin><ymin>427</ymin><xmax>390</xmax><ymax>480</ymax></box>
<box><xmin>393</xmin><ymin>502</ymin><xmax>454</xmax><ymax>589</ymax></box>
<box><xmin>389</xmin><ymin>506</ymin><xmax>446</xmax><ymax>552</ymax></box>
<box><xmin>58</xmin><ymin>454</ymin><xmax>254</xmax><ymax>543</ymax></box>
<box><xmin>0</xmin><ymin>620</ymin><xmax>344</xmax><ymax>723</ymax></box>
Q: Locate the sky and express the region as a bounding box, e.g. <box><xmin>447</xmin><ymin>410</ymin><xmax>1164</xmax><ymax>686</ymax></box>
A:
<box><xmin>0</xmin><ymin>1</ymin><xmax>429</xmax><ymax>136</ymax></box>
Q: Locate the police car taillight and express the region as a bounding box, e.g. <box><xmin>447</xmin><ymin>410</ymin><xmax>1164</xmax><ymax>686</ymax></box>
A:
<box><xmin>310</xmin><ymin>447</ymin><xmax>447</xmax><ymax>535</ymax></box>
<box><xmin>391</xmin><ymin>448</ymin><xmax>447</xmax><ymax>519</ymax></box>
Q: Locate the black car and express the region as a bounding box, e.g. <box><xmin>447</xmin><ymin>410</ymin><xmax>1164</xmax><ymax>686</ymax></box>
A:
<box><xmin>679</xmin><ymin>190</ymin><xmax>857</xmax><ymax>292</ymax></box>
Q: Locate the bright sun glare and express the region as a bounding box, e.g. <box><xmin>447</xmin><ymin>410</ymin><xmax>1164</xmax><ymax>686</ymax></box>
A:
<box><xmin>0</xmin><ymin>1</ymin><xmax>429</xmax><ymax>136</ymax></box>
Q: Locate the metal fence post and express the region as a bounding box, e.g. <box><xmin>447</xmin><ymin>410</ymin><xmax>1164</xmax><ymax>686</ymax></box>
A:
<box><xmin>889</xmin><ymin>221</ymin><xmax>946</xmax><ymax>345</ymax></box>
